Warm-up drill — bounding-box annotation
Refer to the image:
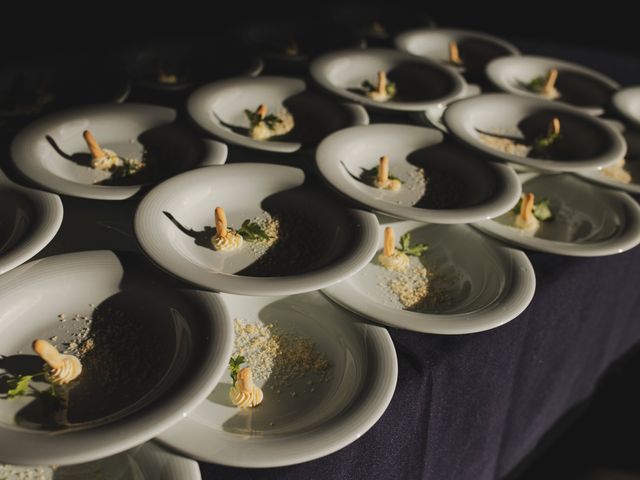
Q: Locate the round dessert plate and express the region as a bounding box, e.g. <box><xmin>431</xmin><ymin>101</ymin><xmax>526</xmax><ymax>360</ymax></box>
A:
<box><xmin>472</xmin><ymin>173</ymin><xmax>640</xmax><ymax>256</ymax></box>
<box><xmin>0</xmin><ymin>171</ymin><xmax>63</xmax><ymax>276</ymax></box>
<box><xmin>134</xmin><ymin>163</ymin><xmax>379</xmax><ymax>296</ymax></box>
<box><xmin>444</xmin><ymin>93</ymin><xmax>626</xmax><ymax>172</ymax></box>
<box><xmin>315</xmin><ymin>124</ymin><xmax>521</xmax><ymax>223</ymax></box>
<box><xmin>577</xmin><ymin>128</ymin><xmax>640</xmax><ymax>194</ymax></box>
<box><xmin>310</xmin><ymin>48</ymin><xmax>466</xmax><ymax>112</ymax></box>
<box><xmin>157</xmin><ymin>290</ymin><xmax>397</xmax><ymax>468</ymax></box>
<box><xmin>395</xmin><ymin>28</ymin><xmax>520</xmax><ymax>76</ymax></box>
<box><xmin>187</xmin><ymin>76</ymin><xmax>368</xmax><ymax>153</ymax></box>
<box><xmin>0</xmin><ymin>250</ymin><xmax>233</xmax><ymax>465</ymax></box>
<box><xmin>612</xmin><ymin>86</ymin><xmax>640</xmax><ymax>130</ymax></box>
<box><xmin>11</xmin><ymin>103</ymin><xmax>228</xmax><ymax>200</ymax></box>
<box><xmin>322</xmin><ymin>220</ymin><xmax>535</xmax><ymax>334</ymax></box>
<box><xmin>486</xmin><ymin>55</ymin><xmax>619</xmax><ymax>115</ymax></box>
<box><xmin>121</xmin><ymin>38</ymin><xmax>263</xmax><ymax>92</ymax></box>
<box><xmin>0</xmin><ymin>442</ymin><xmax>201</xmax><ymax>480</ymax></box>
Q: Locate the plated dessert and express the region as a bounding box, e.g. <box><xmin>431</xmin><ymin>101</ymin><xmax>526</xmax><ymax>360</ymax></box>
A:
<box><xmin>316</xmin><ymin>124</ymin><xmax>521</xmax><ymax>223</ymax></box>
<box><xmin>310</xmin><ymin>48</ymin><xmax>466</xmax><ymax>112</ymax></box>
<box><xmin>444</xmin><ymin>93</ymin><xmax>626</xmax><ymax>172</ymax></box>
<box><xmin>473</xmin><ymin>173</ymin><xmax>640</xmax><ymax>256</ymax></box>
<box><xmin>156</xmin><ymin>291</ymin><xmax>397</xmax><ymax>467</ymax></box>
<box><xmin>187</xmin><ymin>76</ymin><xmax>368</xmax><ymax>153</ymax></box>
<box><xmin>10</xmin><ymin>103</ymin><xmax>227</xmax><ymax>200</ymax></box>
<box><xmin>394</xmin><ymin>28</ymin><xmax>520</xmax><ymax>80</ymax></box>
<box><xmin>134</xmin><ymin>164</ymin><xmax>379</xmax><ymax>295</ymax></box>
<box><xmin>486</xmin><ymin>56</ymin><xmax>620</xmax><ymax>115</ymax></box>
<box><xmin>322</xmin><ymin>220</ymin><xmax>535</xmax><ymax>334</ymax></box>
<box><xmin>0</xmin><ymin>250</ymin><xmax>232</xmax><ymax>466</ymax></box>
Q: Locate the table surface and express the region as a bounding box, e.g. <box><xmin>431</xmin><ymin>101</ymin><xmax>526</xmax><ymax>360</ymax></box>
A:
<box><xmin>1</xmin><ymin>36</ymin><xmax>640</xmax><ymax>480</ymax></box>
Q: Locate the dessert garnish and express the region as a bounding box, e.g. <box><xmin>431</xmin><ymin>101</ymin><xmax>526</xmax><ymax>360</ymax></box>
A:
<box><xmin>156</xmin><ymin>63</ymin><xmax>178</xmax><ymax>85</ymax></box>
<box><xmin>82</xmin><ymin>130</ymin><xmax>145</xmax><ymax>177</ymax></box>
<box><xmin>377</xmin><ymin>226</ymin><xmax>428</xmax><ymax>272</ymax></box>
<box><xmin>362</xmin><ymin>71</ymin><xmax>396</xmax><ymax>102</ymax></box>
<box><xmin>284</xmin><ymin>38</ymin><xmax>300</xmax><ymax>57</ymax></box>
<box><xmin>513</xmin><ymin>192</ymin><xmax>546</xmax><ymax>234</ymax></box>
<box><xmin>33</xmin><ymin>339</ymin><xmax>82</xmax><ymax>386</ymax></box>
<box><xmin>527</xmin><ymin>68</ymin><xmax>559</xmax><ymax>99</ymax></box>
<box><xmin>244</xmin><ymin>103</ymin><xmax>295</xmax><ymax>141</ymax></box>
<box><xmin>449</xmin><ymin>41</ymin><xmax>463</xmax><ymax>66</ymax></box>
<box><xmin>602</xmin><ymin>158</ymin><xmax>632</xmax><ymax>184</ymax></box>
<box><xmin>228</xmin><ymin>355</ymin><xmax>264</xmax><ymax>408</ymax></box>
<box><xmin>512</xmin><ymin>192</ymin><xmax>553</xmax><ymax>222</ymax></box>
<box><xmin>532</xmin><ymin>117</ymin><xmax>562</xmax><ymax>156</ymax></box>
<box><xmin>211</xmin><ymin>206</ymin><xmax>244</xmax><ymax>251</ymax></box>
<box><xmin>361</xmin><ymin>155</ymin><xmax>403</xmax><ymax>190</ymax></box>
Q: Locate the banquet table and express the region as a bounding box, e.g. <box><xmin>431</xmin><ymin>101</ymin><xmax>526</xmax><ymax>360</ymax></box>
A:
<box><xmin>1</xmin><ymin>38</ymin><xmax>640</xmax><ymax>480</ymax></box>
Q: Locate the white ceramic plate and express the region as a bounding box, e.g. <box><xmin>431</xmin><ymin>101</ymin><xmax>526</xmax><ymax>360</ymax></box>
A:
<box><xmin>315</xmin><ymin>124</ymin><xmax>521</xmax><ymax>223</ymax></box>
<box><xmin>473</xmin><ymin>173</ymin><xmax>640</xmax><ymax>256</ymax></box>
<box><xmin>413</xmin><ymin>83</ymin><xmax>482</xmax><ymax>132</ymax></box>
<box><xmin>309</xmin><ymin>48</ymin><xmax>466</xmax><ymax>112</ymax></box>
<box><xmin>612</xmin><ymin>86</ymin><xmax>640</xmax><ymax>130</ymax></box>
<box><xmin>121</xmin><ymin>38</ymin><xmax>263</xmax><ymax>92</ymax></box>
<box><xmin>187</xmin><ymin>76</ymin><xmax>368</xmax><ymax>153</ymax></box>
<box><xmin>577</xmin><ymin>128</ymin><xmax>640</xmax><ymax>194</ymax></box>
<box><xmin>322</xmin><ymin>220</ymin><xmax>535</xmax><ymax>334</ymax></box>
<box><xmin>0</xmin><ymin>171</ymin><xmax>63</xmax><ymax>276</ymax></box>
<box><xmin>0</xmin><ymin>250</ymin><xmax>233</xmax><ymax>465</ymax></box>
<box><xmin>11</xmin><ymin>103</ymin><xmax>228</xmax><ymax>200</ymax></box>
<box><xmin>444</xmin><ymin>93</ymin><xmax>626</xmax><ymax>172</ymax></box>
<box><xmin>486</xmin><ymin>55</ymin><xmax>619</xmax><ymax>115</ymax></box>
<box><xmin>394</xmin><ymin>28</ymin><xmax>520</xmax><ymax>76</ymax></box>
<box><xmin>134</xmin><ymin>163</ymin><xmax>379</xmax><ymax>296</ymax></box>
<box><xmin>157</xmin><ymin>291</ymin><xmax>397</xmax><ymax>468</ymax></box>
<box><xmin>0</xmin><ymin>442</ymin><xmax>201</xmax><ymax>480</ymax></box>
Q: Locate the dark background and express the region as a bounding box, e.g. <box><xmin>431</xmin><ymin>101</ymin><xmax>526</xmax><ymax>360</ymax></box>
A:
<box><xmin>0</xmin><ymin>3</ymin><xmax>638</xmax><ymax>62</ymax></box>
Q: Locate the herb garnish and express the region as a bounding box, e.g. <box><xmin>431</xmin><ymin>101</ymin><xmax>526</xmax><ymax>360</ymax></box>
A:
<box><xmin>360</xmin><ymin>165</ymin><xmax>403</xmax><ymax>183</ymax></box>
<box><xmin>3</xmin><ymin>372</ymin><xmax>56</xmax><ymax>399</ymax></box>
<box><xmin>512</xmin><ymin>197</ymin><xmax>553</xmax><ymax>221</ymax></box>
<box><xmin>111</xmin><ymin>158</ymin><xmax>145</xmax><ymax>179</ymax></box>
<box><xmin>244</xmin><ymin>109</ymin><xmax>282</xmax><ymax>130</ymax></box>
<box><xmin>527</xmin><ymin>75</ymin><xmax>547</xmax><ymax>92</ymax></box>
<box><xmin>237</xmin><ymin>219</ymin><xmax>271</xmax><ymax>241</ymax></box>
<box><xmin>229</xmin><ymin>355</ymin><xmax>246</xmax><ymax>387</ymax></box>
<box><xmin>361</xmin><ymin>79</ymin><xmax>396</xmax><ymax>97</ymax></box>
<box><xmin>398</xmin><ymin>232</ymin><xmax>429</xmax><ymax>257</ymax></box>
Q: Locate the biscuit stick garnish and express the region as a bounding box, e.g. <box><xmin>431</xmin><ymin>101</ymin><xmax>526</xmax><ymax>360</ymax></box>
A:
<box><xmin>549</xmin><ymin>117</ymin><xmax>561</xmax><ymax>136</ymax></box>
<box><xmin>82</xmin><ymin>130</ymin><xmax>106</xmax><ymax>160</ymax></box>
<box><xmin>449</xmin><ymin>41</ymin><xmax>462</xmax><ymax>65</ymax></box>
<box><xmin>376</xmin><ymin>71</ymin><xmax>387</xmax><ymax>95</ymax></box>
<box><xmin>377</xmin><ymin>155</ymin><xmax>390</xmax><ymax>186</ymax></box>
<box><xmin>256</xmin><ymin>104</ymin><xmax>267</xmax><ymax>120</ymax></box>
<box><xmin>33</xmin><ymin>339</ymin><xmax>82</xmax><ymax>385</ymax></box>
<box><xmin>520</xmin><ymin>192</ymin><xmax>535</xmax><ymax>222</ymax></box>
<box><xmin>215</xmin><ymin>206</ymin><xmax>228</xmax><ymax>238</ymax></box>
<box><xmin>543</xmin><ymin>68</ymin><xmax>558</xmax><ymax>95</ymax></box>
<box><xmin>383</xmin><ymin>226</ymin><xmax>395</xmax><ymax>257</ymax></box>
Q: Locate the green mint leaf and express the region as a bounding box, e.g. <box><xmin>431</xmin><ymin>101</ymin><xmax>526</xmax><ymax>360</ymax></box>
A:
<box><xmin>7</xmin><ymin>375</ymin><xmax>34</xmax><ymax>398</ymax></box>
<box><xmin>532</xmin><ymin>131</ymin><xmax>561</xmax><ymax>155</ymax></box>
<box><xmin>397</xmin><ymin>232</ymin><xmax>428</xmax><ymax>257</ymax></box>
<box><xmin>400</xmin><ymin>232</ymin><xmax>411</xmax><ymax>252</ymax></box>
<box><xmin>237</xmin><ymin>220</ymin><xmax>270</xmax><ymax>241</ymax></box>
<box><xmin>511</xmin><ymin>197</ymin><xmax>553</xmax><ymax>221</ymax></box>
<box><xmin>263</xmin><ymin>114</ymin><xmax>283</xmax><ymax>130</ymax></box>
<box><xmin>386</xmin><ymin>82</ymin><xmax>396</xmax><ymax>98</ymax></box>
<box><xmin>229</xmin><ymin>355</ymin><xmax>246</xmax><ymax>386</ymax></box>
<box><xmin>359</xmin><ymin>165</ymin><xmax>403</xmax><ymax>183</ymax></box>
<box><xmin>528</xmin><ymin>75</ymin><xmax>546</xmax><ymax>91</ymax></box>
<box><xmin>361</xmin><ymin>80</ymin><xmax>375</xmax><ymax>91</ymax></box>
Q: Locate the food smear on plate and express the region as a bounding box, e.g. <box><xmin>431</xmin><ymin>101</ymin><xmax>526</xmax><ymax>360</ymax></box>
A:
<box><xmin>378</xmin><ymin>226</ymin><xmax>410</xmax><ymax>272</ymax></box>
<box><xmin>82</xmin><ymin>130</ymin><xmax>146</xmax><ymax>178</ymax></box>
<box><xmin>526</xmin><ymin>68</ymin><xmax>559</xmax><ymax>99</ymax></box>
<box><xmin>232</xmin><ymin>318</ymin><xmax>331</xmax><ymax>400</ymax></box>
<box><xmin>228</xmin><ymin>356</ymin><xmax>264</xmax><ymax>408</ymax></box>
<box><xmin>511</xmin><ymin>192</ymin><xmax>552</xmax><ymax>235</ymax></box>
<box><xmin>211</xmin><ymin>206</ymin><xmax>244</xmax><ymax>251</ymax></box>
<box><xmin>602</xmin><ymin>158</ymin><xmax>632</xmax><ymax>184</ymax></box>
<box><xmin>362</xmin><ymin>70</ymin><xmax>396</xmax><ymax>102</ymax></box>
<box><xmin>448</xmin><ymin>41</ymin><xmax>463</xmax><ymax>66</ymax></box>
<box><xmin>33</xmin><ymin>339</ymin><xmax>82</xmax><ymax>386</ymax></box>
<box><xmin>244</xmin><ymin>103</ymin><xmax>295</xmax><ymax>141</ymax></box>
<box><xmin>363</xmin><ymin>155</ymin><xmax>402</xmax><ymax>191</ymax></box>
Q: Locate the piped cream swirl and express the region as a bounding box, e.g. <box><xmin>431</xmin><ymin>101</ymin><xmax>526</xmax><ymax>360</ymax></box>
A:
<box><xmin>45</xmin><ymin>355</ymin><xmax>82</xmax><ymax>385</ymax></box>
<box><xmin>211</xmin><ymin>231</ymin><xmax>243</xmax><ymax>251</ymax></box>
<box><xmin>378</xmin><ymin>251</ymin><xmax>410</xmax><ymax>272</ymax></box>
